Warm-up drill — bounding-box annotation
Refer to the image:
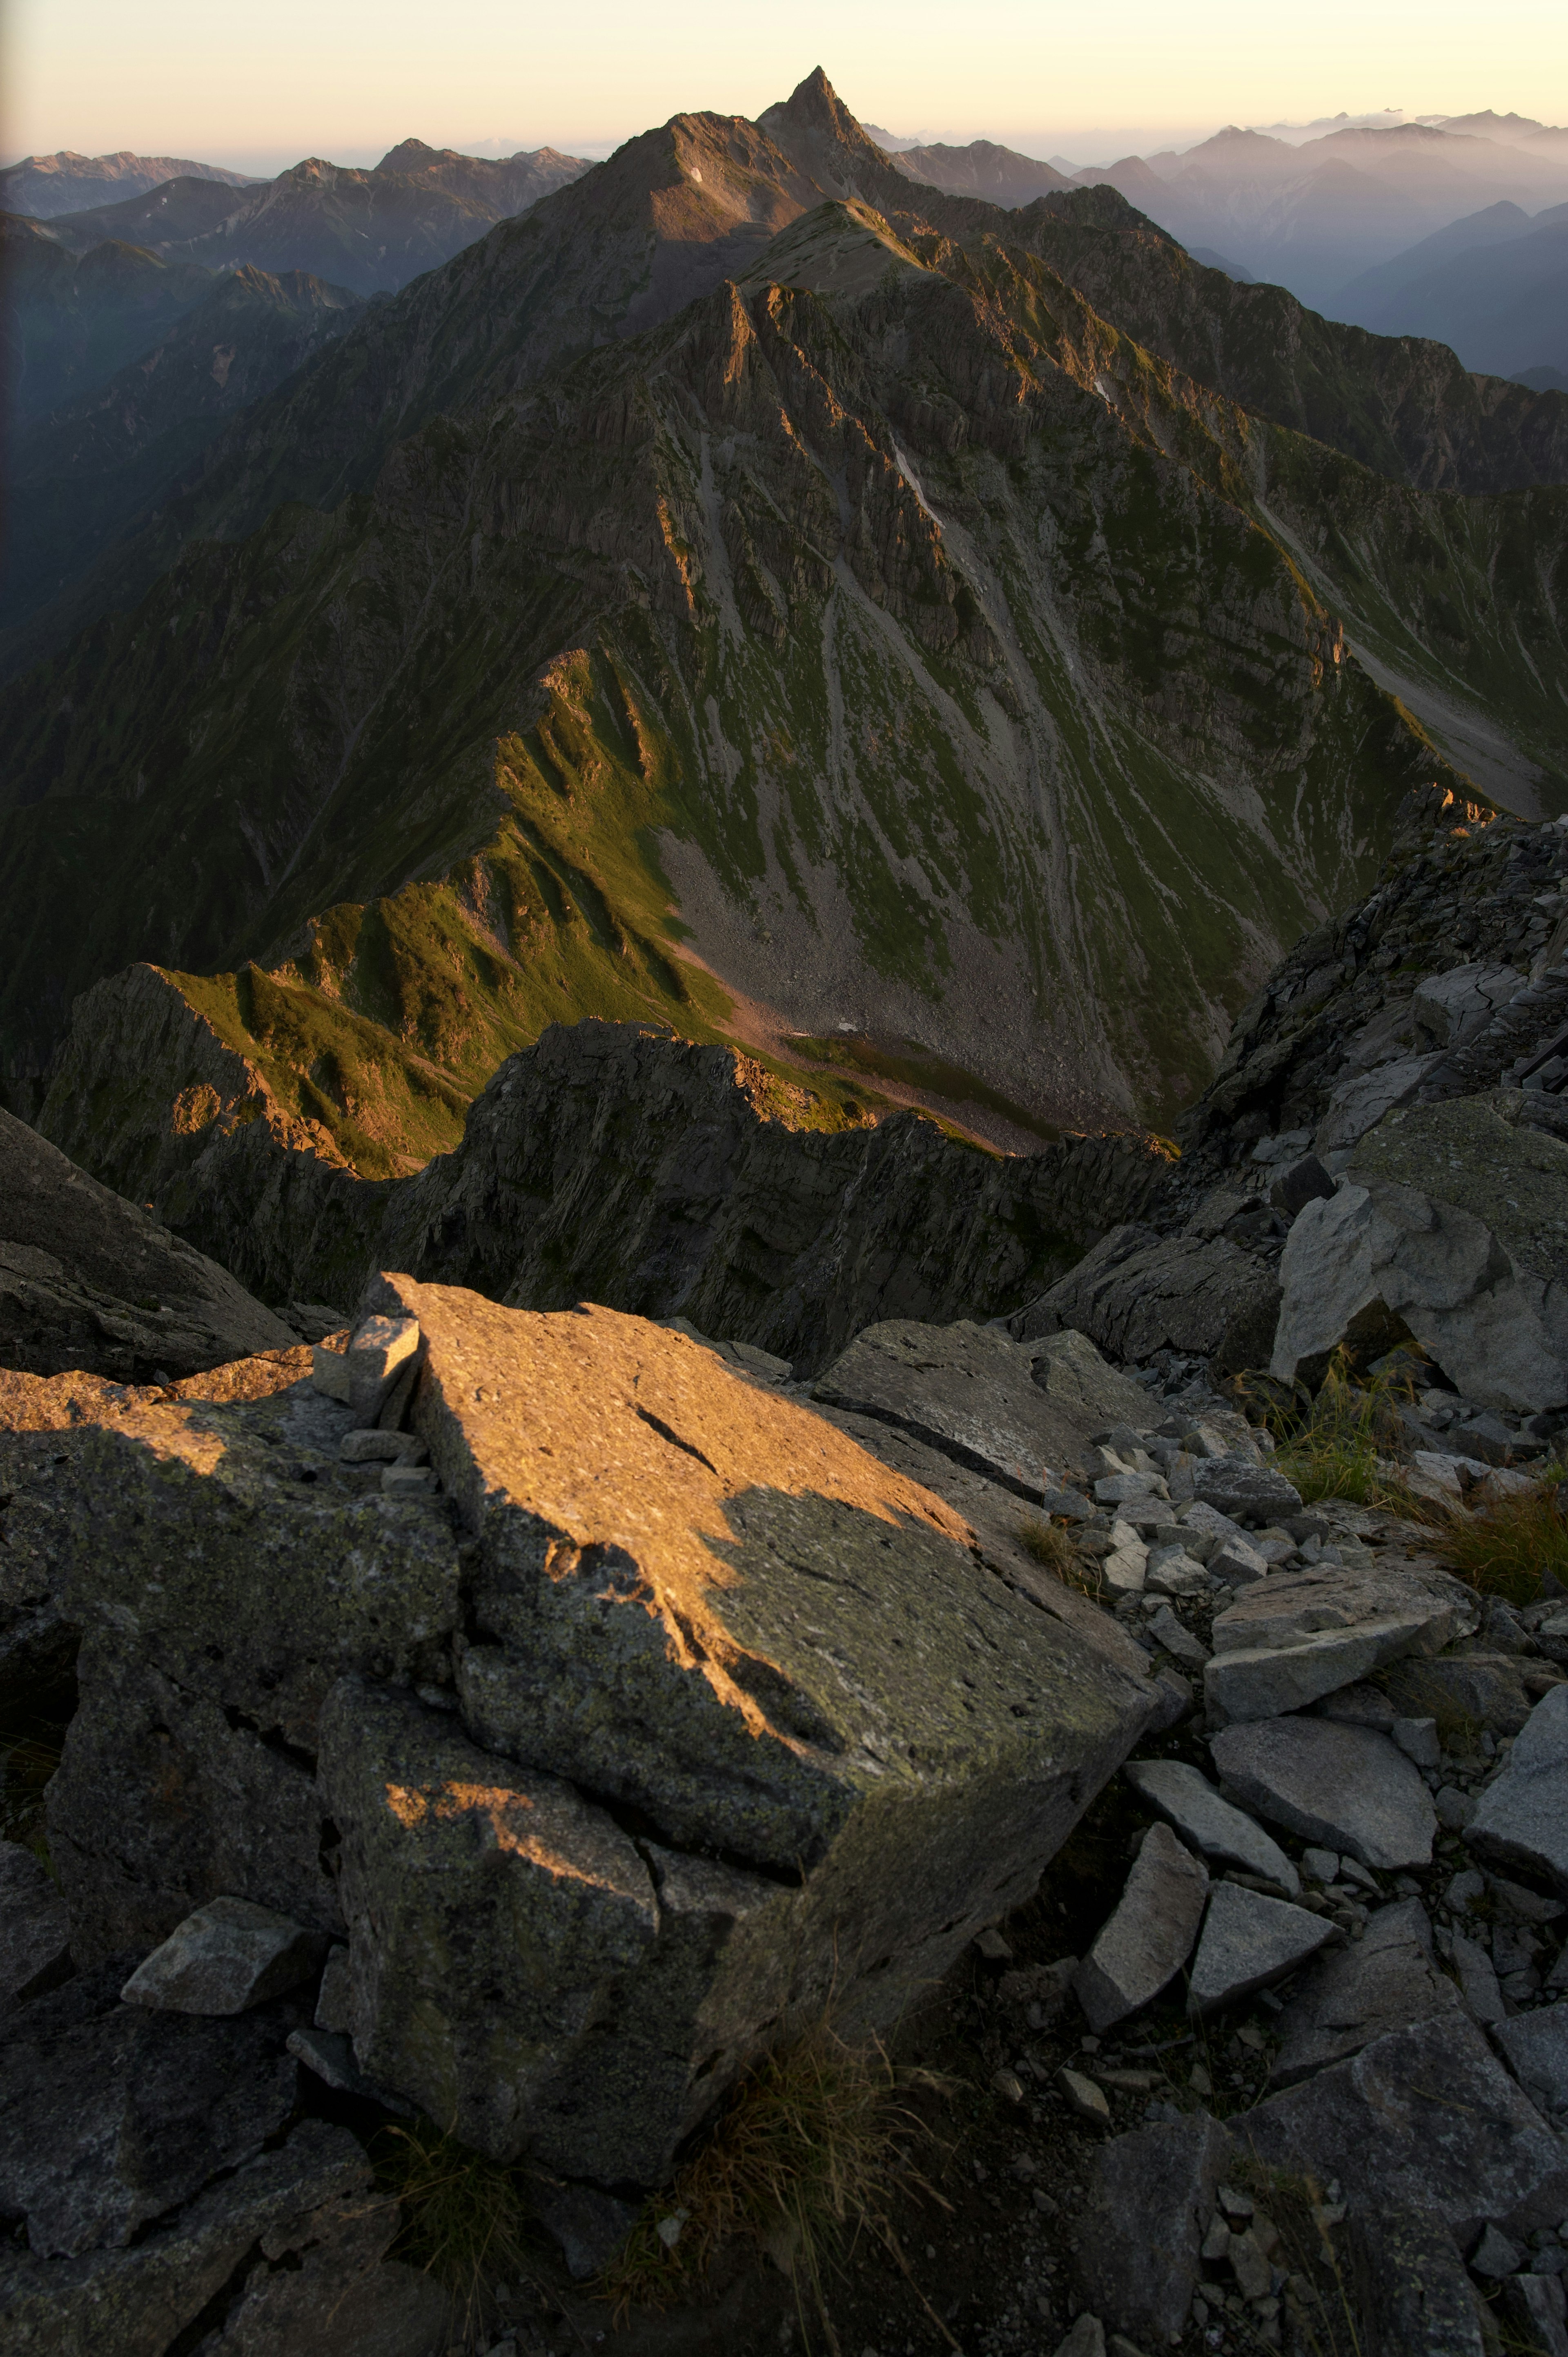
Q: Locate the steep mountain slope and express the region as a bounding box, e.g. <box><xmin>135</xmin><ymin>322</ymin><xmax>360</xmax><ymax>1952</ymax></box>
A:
<box><xmin>1334</xmin><ymin>199</ymin><xmax>1543</xmax><ymax>312</ymax></box>
<box><xmin>0</xmin><ymin>196</ymin><xmax>1488</xmax><ymax>1156</ymax></box>
<box><xmin>2</xmin><ymin>268</ymin><xmax>362</xmax><ymax>629</ymax></box>
<box><xmin>29</xmin><ymin>143</ymin><xmax>593</xmax><ymax>296</ymax></box>
<box><xmin>0</xmin><ymin>150</ymin><xmax>254</xmax><ymax>218</ymax></box>
<box><xmin>3</xmin><ymin>216</ymin><xmax>215</xmax><ymax>423</ymax></box>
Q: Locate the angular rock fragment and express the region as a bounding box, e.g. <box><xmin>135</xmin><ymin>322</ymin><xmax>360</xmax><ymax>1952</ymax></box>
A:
<box><xmin>1025</xmin><ymin>1328</ymin><xmax>1153</xmax><ymax>1426</ymax></box>
<box><xmin>1056</xmin><ymin>2066</ymin><xmax>1111</xmax><ymax>2124</ymax></box>
<box><xmin>1073</xmin><ymin>2110</ymin><xmax>1234</xmax><ymax>2343</ymax></box>
<box><xmin>121</xmin><ymin>1898</ymin><xmax>327</xmax><ymax>2016</ymax></box>
<box><xmin>1494</xmin><ymin>2002</ymin><xmax>1568</xmax><ymax>2115</ymax></box>
<box><xmin>1446</xmin><ymin>1930</ymin><xmax>1506</xmax><ymax>2023</ymax></box>
<box><xmin>1273</xmin><ymin>1098</ymin><xmax>1568</xmax><ymax>1410</ymax></box>
<box><xmin>1074</xmin><ymin>1823</ymin><xmax>1209</xmax><ymax>2031</ymax></box>
<box><xmin>0</xmin><ymin>1973</ymin><xmax>298</xmax><ymax>2257</ymax></box>
<box><xmin>0</xmin><ymin>1840</ymin><xmax>72</xmax><ymax>2009</ymax></box>
<box><xmin>1205</xmin><ymin>1561</ymin><xmax>1476</xmax><ymax>1721</ymax></box>
<box><xmin>813</xmin><ymin>1316</ymin><xmax>1112</xmax><ymax>1501</ymax></box>
<box><xmin>1349</xmin><ymin>2204</ymin><xmax>1487</xmax><ymax>2357</ymax></box>
<box><xmin>1271</xmin><ymin>1896</ymin><xmax>1464</xmax><ymax>2082</ymax></box>
<box><xmin>1191</xmin><ymin>1455</ymin><xmax>1302</xmax><ymax>1525</ymax></box>
<box><xmin>1210</xmin><ymin>1717</ymin><xmax>1437</xmax><ymax>1870</ymax></box>
<box><xmin>1121</xmin><ymin>1759</ymin><xmax>1299</xmax><ymax>1893</ymax></box>
<box><xmin>345</xmin><ymin>1313</ymin><xmax>422</xmax><ymax>1427</ymax></box>
<box><xmin>1385</xmin><ymin>1651</ymin><xmax>1536</xmax><ymax>1738</ymax></box>
<box><xmin>1234</xmin><ymin>2013</ymin><xmax>1568</xmax><ymax>2244</ymax></box>
<box><xmin>1466</xmin><ymin>1686</ymin><xmax>1568</xmax><ymax>1895</ymax></box>
<box><xmin>1502</xmin><ymin>2272</ymin><xmax>1568</xmax><ymax>2357</ymax></box>
<box><xmin>1186</xmin><ymin>1883</ymin><xmax>1335</xmax><ymax>2016</ymax></box>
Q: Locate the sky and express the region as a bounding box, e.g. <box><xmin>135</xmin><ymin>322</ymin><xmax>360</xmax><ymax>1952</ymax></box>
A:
<box><xmin>7</xmin><ymin>0</ymin><xmax>1567</xmax><ymax>173</ymax></box>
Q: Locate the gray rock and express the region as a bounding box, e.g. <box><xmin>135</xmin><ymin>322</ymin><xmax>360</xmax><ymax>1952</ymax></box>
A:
<box><xmin>1314</xmin><ymin>1052</ymin><xmax>1448</xmax><ymax>1156</ymax></box>
<box><xmin>285</xmin><ymin>2025</ymin><xmax>416</xmax><ymax>2116</ymax></box>
<box><xmin>813</xmin><ymin>1316</ymin><xmax>1113</xmax><ymax>1502</ymax></box>
<box><xmin>1467</xmin><ymin>1686</ymin><xmax>1568</xmax><ymax>1895</ymax></box>
<box><xmin>1392</xmin><ymin>1716</ymin><xmax>1442</xmax><ymax>1767</ymax></box>
<box><xmin>1210</xmin><ymin>1716</ymin><xmax>1438</xmax><ymax>1870</ymax></box>
<box><xmin>0</xmin><ymin>1841</ymin><xmax>71</xmax><ymax>2009</ymax></box>
<box><xmin>1270</xmin><ymin>1155</ymin><xmax>1336</xmax><ymax>1220</ymax></box>
<box><xmin>1011</xmin><ymin>1225</ymin><xmax>1283</xmax><ymax>1376</ymax></box>
<box><xmin>1473</xmin><ymin>2223</ymin><xmax>1526</xmax><ymax>2277</ymax></box>
<box><xmin>1145</xmin><ymin>1604</ymin><xmax>1209</xmax><ymax>1667</ymax></box>
<box><xmin>314</xmin><ymin>1944</ymin><xmax>352</xmax><ymax>2033</ymax></box>
<box><xmin>1205</xmin><ymin>1562</ymin><xmax>1476</xmax><ymax>1721</ymax></box>
<box><xmin>1190</xmin><ymin>1455</ymin><xmax>1303</xmax><ymax>1526</ymax></box>
<box><xmin>1494</xmin><ymin>2003</ymin><xmax>1568</xmax><ymax>2115</ymax></box>
<box><xmin>0</xmin><ymin>1108</ymin><xmax>297</xmax><ymax>1385</ymax></box>
<box><xmin>1301</xmin><ymin>1844</ymin><xmax>1340</xmax><ymax>1882</ymax></box>
<box><xmin>528</xmin><ymin>2176</ymin><xmax>641</xmax><ymax>2282</ymax></box>
<box><xmin>1074</xmin><ymin>1823</ymin><xmax>1209</xmax><ymax>2032</ymax></box>
<box><xmin>1235</xmin><ymin>2012</ymin><xmax>1568</xmax><ymax>2245</ymax></box>
<box><xmin>1319</xmin><ymin>1681</ymin><xmax>1399</xmax><ymax>1730</ymax></box>
<box><xmin>1446</xmin><ymin>1929</ymin><xmax>1506</xmax><ymax>2023</ymax></box>
<box><xmin>1271</xmin><ymin>1897</ymin><xmax>1465</xmax><ymax>2082</ymax></box>
<box><xmin>1121</xmin><ymin>1759</ymin><xmax>1300</xmax><ymax>1893</ymax></box>
<box><xmin>0</xmin><ymin>1977</ymin><xmax>298</xmax><ymax>2257</ymax></box>
<box><xmin>121</xmin><ymin>1898</ymin><xmax>327</xmax><ymax>2016</ymax></box>
<box><xmin>338</xmin><ymin>1429</ymin><xmax>428</xmax><ymax>1464</ymax></box>
<box><xmin>1056</xmin><ymin>2066</ymin><xmax>1112</xmax><ymax>2124</ymax></box>
<box><xmin>1144</xmin><ymin>1549</ymin><xmax>1210</xmax><ymax>1597</ymax></box>
<box><xmin>0</xmin><ymin>2115</ymin><xmax>449</xmax><ymax>2357</ymax></box>
<box><xmin>1503</xmin><ymin>2273</ymin><xmax>1568</xmax><ymax>2357</ymax></box>
<box><xmin>1187</xmin><ymin>1882</ymin><xmax>1336</xmax><ymax>2015</ymax></box>
<box><xmin>1384</xmin><ymin>1651</ymin><xmax>1537</xmax><ymax>1737</ymax></box>
<box><xmin>1073</xmin><ymin>2111</ymin><xmax>1234</xmax><ymax>2343</ymax></box>
<box><xmin>1489</xmin><ymin>1873</ymin><xmax>1568</xmax><ymax>1926</ymax></box>
<box><xmin>1438</xmin><ymin>1784</ymin><xmax>1478</xmax><ymax>1831</ymax></box>
<box><xmin>345</xmin><ymin>1313</ymin><xmax>422</xmax><ymax>1428</ymax></box>
<box><xmin>1273</xmin><ymin>1099</ymin><xmax>1568</xmax><ymax>1410</ymax></box>
<box><xmin>1350</xmin><ymin>2204</ymin><xmax>1487</xmax><ymax>2357</ymax></box>
<box><xmin>1025</xmin><ymin>1328</ymin><xmax>1154</xmax><ymax>1428</ymax></box>
<box><xmin>1051</xmin><ymin>2318</ymin><xmax>1106</xmax><ymax>2357</ymax></box>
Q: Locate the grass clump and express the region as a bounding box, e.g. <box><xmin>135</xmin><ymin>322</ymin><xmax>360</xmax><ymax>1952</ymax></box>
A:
<box><xmin>1419</xmin><ymin>1474</ymin><xmax>1568</xmax><ymax>1607</ymax></box>
<box><xmin>1018</xmin><ymin>1513</ymin><xmax>1102</xmax><ymax>1599</ymax></box>
<box><xmin>1241</xmin><ymin>1349</ymin><xmax>1413</xmax><ymax>1505</ymax></box>
<box><xmin>602</xmin><ymin>2022</ymin><xmax>949</xmax><ymax>2348</ymax></box>
<box><xmin>376</xmin><ymin>2122</ymin><xmax>534</xmax><ymax>2330</ymax></box>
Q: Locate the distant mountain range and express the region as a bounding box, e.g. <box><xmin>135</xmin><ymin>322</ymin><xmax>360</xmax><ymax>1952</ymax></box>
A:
<box><xmin>1066</xmin><ymin>116</ymin><xmax>1568</xmax><ymax>327</ymax></box>
<box><xmin>15</xmin><ymin>139</ymin><xmax>594</xmax><ymax>296</ymax></box>
<box><xmin>3</xmin><ymin>67</ymin><xmax>1566</xmax><ymax>1211</ymax></box>
<box><xmin>1333</xmin><ymin>198</ymin><xmax>1568</xmax><ymax>378</ymax></box>
<box><xmin>0</xmin><ymin>149</ymin><xmax>257</xmax><ymax>218</ymax></box>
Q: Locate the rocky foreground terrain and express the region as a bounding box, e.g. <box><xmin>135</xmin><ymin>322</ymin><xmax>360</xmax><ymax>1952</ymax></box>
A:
<box><xmin>5</xmin><ymin>792</ymin><xmax>1568</xmax><ymax>2356</ymax></box>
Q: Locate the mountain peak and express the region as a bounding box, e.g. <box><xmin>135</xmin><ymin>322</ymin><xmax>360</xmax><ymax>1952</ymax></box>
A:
<box><xmin>757</xmin><ymin>67</ymin><xmax>899</xmax><ymax>198</ymax></box>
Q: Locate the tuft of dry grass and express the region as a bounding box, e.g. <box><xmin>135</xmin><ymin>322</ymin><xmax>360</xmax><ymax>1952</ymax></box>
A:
<box><xmin>1018</xmin><ymin>1514</ymin><xmax>1102</xmax><ymax>1600</ymax></box>
<box><xmin>601</xmin><ymin>2022</ymin><xmax>951</xmax><ymax>2350</ymax></box>
<box><xmin>1244</xmin><ymin>1349</ymin><xmax>1415</xmax><ymax>1506</ymax></box>
<box><xmin>374</xmin><ymin>2122</ymin><xmax>532</xmax><ymax>2333</ymax></box>
<box><xmin>1410</xmin><ymin>1473</ymin><xmax>1568</xmax><ymax>1607</ymax></box>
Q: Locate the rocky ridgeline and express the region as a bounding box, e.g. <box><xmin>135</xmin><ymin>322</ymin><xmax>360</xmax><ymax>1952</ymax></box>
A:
<box><xmin>8</xmin><ymin>796</ymin><xmax>1568</xmax><ymax>2350</ymax></box>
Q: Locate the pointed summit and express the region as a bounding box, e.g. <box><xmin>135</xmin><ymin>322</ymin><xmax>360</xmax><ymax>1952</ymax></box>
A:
<box><xmin>757</xmin><ymin>67</ymin><xmax>895</xmax><ymax>195</ymax></box>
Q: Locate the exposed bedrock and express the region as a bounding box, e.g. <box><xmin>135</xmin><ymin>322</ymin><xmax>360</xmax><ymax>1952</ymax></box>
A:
<box><xmin>36</xmin><ymin>1280</ymin><xmax>1156</xmax><ymax>2178</ymax></box>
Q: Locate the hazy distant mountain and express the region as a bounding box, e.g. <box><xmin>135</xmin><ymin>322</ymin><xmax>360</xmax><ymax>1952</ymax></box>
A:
<box><xmin>4</xmin><ymin>267</ymin><xmax>361</xmax><ymax>629</ymax></box>
<box><xmin>1517</xmin><ymin>365</ymin><xmax>1568</xmax><ymax>392</ymax></box>
<box><xmin>0</xmin><ymin>149</ymin><xmax>256</xmax><ymax>219</ymax></box>
<box><xmin>1071</xmin><ymin>119</ymin><xmax>1568</xmax><ymax>309</ymax></box>
<box><xmin>3</xmin><ymin>214</ymin><xmax>214</xmax><ymax>423</ymax></box>
<box><xmin>30</xmin><ymin>142</ymin><xmax>593</xmax><ymax>297</ymax></box>
<box><xmin>1333</xmin><ymin>201</ymin><xmax>1568</xmax><ymax>377</ymax></box>
<box><xmin>888</xmin><ymin>139</ymin><xmax>1070</xmax><ymax>207</ymax></box>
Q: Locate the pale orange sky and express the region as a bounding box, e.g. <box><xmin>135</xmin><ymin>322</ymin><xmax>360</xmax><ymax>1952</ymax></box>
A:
<box><xmin>8</xmin><ymin>0</ymin><xmax>1566</xmax><ymax>171</ymax></box>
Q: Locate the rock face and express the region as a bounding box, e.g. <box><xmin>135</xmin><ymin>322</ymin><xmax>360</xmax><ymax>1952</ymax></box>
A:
<box><xmin>1008</xmin><ymin>1225</ymin><xmax>1283</xmax><ymax>1376</ymax></box>
<box><xmin>0</xmin><ymin>1108</ymin><xmax>296</xmax><ymax>1384</ymax></box>
<box><xmin>1272</xmin><ymin>1099</ymin><xmax>1568</xmax><ymax>1409</ymax></box>
<box><xmin>1073</xmin><ymin>2112</ymin><xmax>1234</xmax><ymax>2343</ymax></box>
<box><xmin>40</xmin><ymin>1280</ymin><xmax>1156</xmax><ymax>2182</ymax></box>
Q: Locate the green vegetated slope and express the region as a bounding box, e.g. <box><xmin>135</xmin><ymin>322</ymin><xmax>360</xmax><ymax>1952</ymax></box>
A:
<box><xmin>1</xmin><ymin>201</ymin><xmax>1492</xmax><ymax>1154</ymax></box>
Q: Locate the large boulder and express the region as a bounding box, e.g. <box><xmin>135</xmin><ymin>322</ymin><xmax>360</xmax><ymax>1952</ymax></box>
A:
<box><xmin>1272</xmin><ymin>1095</ymin><xmax>1568</xmax><ymax>1408</ymax></box>
<box><xmin>1009</xmin><ymin>1224</ymin><xmax>1282</xmax><ymax>1373</ymax></box>
<box><xmin>0</xmin><ymin>1109</ymin><xmax>296</xmax><ymax>1384</ymax></box>
<box><xmin>1204</xmin><ymin>1559</ymin><xmax>1478</xmax><ymax>1722</ymax></box>
<box><xmin>36</xmin><ymin>1281</ymin><xmax>1156</xmax><ymax>2183</ymax></box>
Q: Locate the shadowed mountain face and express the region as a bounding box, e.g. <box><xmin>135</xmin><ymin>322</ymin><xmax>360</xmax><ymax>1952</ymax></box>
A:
<box><xmin>888</xmin><ymin>141</ymin><xmax>1071</xmax><ymax>210</ymax></box>
<box><xmin>0</xmin><ymin>150</ymin><xmax>256</xmax><ymax>219</ymax></box>
<box><xmin>1333</xmin><ymin>201</ymin><xmax>1568</xmax><ymax>379</ymax></box>
<box><xmin>2</xmin><ymin>72</ymin><xmax>1566</xmax><ymax>1191</ymax></box>
<box><xmin>28</xmin><ymin>143</ymin><xmax>595</xmax><ymax>297</ymax></box>
<box><xmin>2</xmin><ymin>267</ymin><xmax>362</xmax><ymax>629</ymax></box>
<box><xmin>3</xmin><ymin>216</ymin><xmax>216</xmax><ymax>424</ymax></box>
